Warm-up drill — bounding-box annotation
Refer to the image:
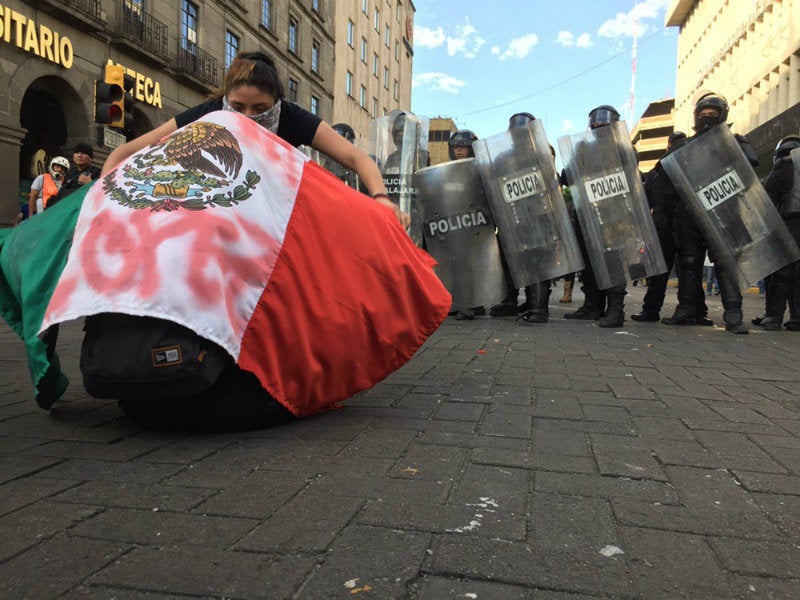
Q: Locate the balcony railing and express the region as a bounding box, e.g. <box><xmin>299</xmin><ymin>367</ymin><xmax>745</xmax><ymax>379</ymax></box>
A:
<box><xmin>118</xmin><ymin>6</ymin><xmax>169</xmax><ymax>58</ymax></box>
<box><xmin>177</xmin><ymin>40</ymin><xmax>219</xmax><ymax>87</ymax></box>
<box><xmin>65</xmin><ymin>0</ymin><xmax>101</xmax><ymax>19</ymax></box>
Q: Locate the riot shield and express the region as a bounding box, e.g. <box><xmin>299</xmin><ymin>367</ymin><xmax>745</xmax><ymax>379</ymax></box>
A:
<box><xmin>370</xmin><ymin>112</ymin><xmax>426</xmax><ymax>245</ymax></box>
<box><xmin>661</xmin><ymin>125</ymin><xmax>800</xmax><ymax>289</ymax></box>
<box><xmin>319</xmin><ymin>153</ymin><xmax>360</xmax><ymax>189</ymax></box>
<box><xmin>558</xmin><ymin>121</ymin><xmax>666</xmax><ymax>289</ymax></box>
<box><xmin>415</xmin><ymin>158</ymin><xmax>505</xmax><ymax>310</ymax></box>
<box><xmin>473</xmin><ymin>120</ymin><xmax>583</xmax><ymax>287</ymax></box>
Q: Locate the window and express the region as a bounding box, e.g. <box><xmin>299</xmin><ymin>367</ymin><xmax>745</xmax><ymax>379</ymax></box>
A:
<box><xmin>362</xmin><ymin>0</ymin><xmax>368</xmax><ymax>14</ymax></box>
<box><xmin>288</xmin><ymin>78</ymin><xmax>298</xmax><ymax>102</ymax></box>
<box><xmin>396</xmin><ymin>2</ymin><xmax>402</xmax><ymax>21</ymax></box>
<box><xmin>225</xmin><ymin>31</ymin><xmax>239</xmax><ymax>69</ymax></box>
<box><xmin>372</xmin><ymin>97</ymin><xmax>378</xmax><ymax>118</ymax></box>
<box><xmin>393</xmin><ymin>79</ymin><xmax>398</xmax><ymax>101</ymax></box>
<box><xmin>374</xmin><ymin>8</ymin><xmax>380</xmax><ymax>31</ymax></box>
<box><xmin>181</xmin><ymin>0</ymin><xmax>198</xmax><ymax>50</ymax></box>
<box><xmin>288</xmin><ymin>17</ymin><xmax>298</xmax><ymax>53</ymax></box>
<box><xmin>373</xmin><ymin>53</ymin><xmax>379</xmax><ymax>76</ymax></box>
<box><xmin>312</xmin><ymin>0</ymin><xmax>320</xmax><ymax>12</ymax></box>
<box><xmin>311</xmin><ymin>40</ymin><xmax>320</xmax><ymax>73</ymax></box>
<box><xmin>385</xmin><ymin>24</ymin><xmax>390</xmax><ymax>47</ymax></box>
<box><xmin>361</xmin><ymin>37</ymin><xmax>367</xmax><ymax>62</ymax></box>
<box><xmin>394</xmin><ymin>40</ymin><xmax>400</xmax><ymax>61</ymax></box>
<box><xmin>124</xmin><ymin>0</ymin><xmax>142</xmax><ymax>16</ymax></box>
<box><xmin>347</xmin><ymin>20</ymin><xmax>354</xmax><ymax>46</ymax></box>
<box><xmin>359</xmin><ymin>85</ymin><xmax>366</xmax><ymax>108</ymax></box>
<box><xmin>346</xmin><ymin>71</ymin><xmax>353</xmax><ymax>96</ymax></box>
<box><xmin>310</xmin><ymin>95</ymin><xmax>319</xmax><ymax>115</ymax></box>
<box><xmin>261</xmin><ymin>0</ymin><xmax>272</xmax><ymax>29</ymax></box>
<box><xmin>383</xmin><ymin>66</ymin><xmax>389</xmax><ymax>88</ymax></box>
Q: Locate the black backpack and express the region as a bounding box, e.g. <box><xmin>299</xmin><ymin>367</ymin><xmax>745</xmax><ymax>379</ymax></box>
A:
<box><xmin>80</xmin><ymin>313</ymin><xmax>234</xmax><ymax>401</ymax></box>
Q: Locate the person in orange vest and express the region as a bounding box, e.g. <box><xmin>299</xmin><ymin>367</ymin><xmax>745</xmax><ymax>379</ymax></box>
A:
<box><xmin>28</xmin><ymin>156</ymin><xmax>69</xmax><ymax>216</ymax></box>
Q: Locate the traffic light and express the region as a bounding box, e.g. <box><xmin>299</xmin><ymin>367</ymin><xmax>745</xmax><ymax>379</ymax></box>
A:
<box><xmin>123</xmin><ymin>73</ymin><xmax>135</xmax><ymax>133</ymax></box>
<box><xmin>94</xmin><ymin>64</ymin><xmax>125</xmax><ymax>127</ymax></box>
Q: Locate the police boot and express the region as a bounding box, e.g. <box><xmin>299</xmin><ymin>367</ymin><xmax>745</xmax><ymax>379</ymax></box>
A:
<box><xmin>761</xmin><ymin>276</ymin><xmax>788</xmax><ymax>331</ymax></box>
<box><xmin>661</xmin><ymin>304</ymin><xmax>699</xmax><ymax>325</ymax></box>
<box><xmin>559</xmin><ymin>279</ymin><xmax>573</xmax><ymax>303</ymax></box>
<box><xmin>564</xmin><ymin>287</ymin><xmax>604</xmax><ymax>320</ymax></box>
<box><xmin>490</xmin><ymin>287</ymin><xmax>520</xmax><ymax>317</ymax></box>
<box><xmin>598</xmin><ymin>290</ymin><xmax>625</xmax><ymax>328</ymax></box>
<box><xmin>718</xmin><ymin>270</ymin><xmax>748</xmax><ymax>334</ymax></box>
<box><xmin>631</xmin><ymin>309</ymin><xmax>660</xmax><ymax>322</ymax></box>
<box><xmin>518</xmin><ymin>283</ymin><xmax>550</xmax><ymax>324</ymax></box>
<box><xmin>785</xmin><ymin>281</ymin><xmax>800</xmax><ymax>331</ymax></box>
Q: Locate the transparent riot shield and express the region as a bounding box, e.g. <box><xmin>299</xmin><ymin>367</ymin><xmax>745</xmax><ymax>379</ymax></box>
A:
<box><xmin>472</xmin><ymin>120</ymin><xmax>583</xmax><ymax>287</ymax></box>
<box><xmin>370</xmin><ymin>112</ymin><xmax>425</xmax><ymax>245</ymax></box>
<box><xmin>415</xmin><ymin>158</ymin><xmax>505</xmax><ymax>310</ymax></box>
<box><xmin>661</xmin><ymin>125</ymin><xmax>800</xmax><ymax>289</ymax></box>
<box><xmin>558</xmin><ymin>120</ymin><xmax>666</xmax><ymax>289</ymax></box>
<box><xmin>318</xmin><ymin>153</ymin><xmax>360</xmax><ymax>189</ymax></box>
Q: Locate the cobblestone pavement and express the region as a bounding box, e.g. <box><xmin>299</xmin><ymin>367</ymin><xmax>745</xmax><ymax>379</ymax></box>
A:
<box><xmin>1</xmin><ymin>284</ymin><xmax>799</xmax><ymax>599</ymax></box>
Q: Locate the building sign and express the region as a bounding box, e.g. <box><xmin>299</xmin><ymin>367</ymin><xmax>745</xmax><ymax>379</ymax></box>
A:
<box><xmin>0</xmin><ymin>3</ymin><xmax>74</xmax><ymax>68</ymax></box>
<box><xmin>109</xmin><ymin>60</ymin><xmax>163</xmax><ymax>109</ymax></box>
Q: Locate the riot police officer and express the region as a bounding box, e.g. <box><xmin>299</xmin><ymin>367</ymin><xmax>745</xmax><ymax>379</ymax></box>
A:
<box><xmin>662</xmin><ymin>92</ymin><xmax>757</xmax><ymax>333</ymax></box>
<box><xmin>563</xmin><ymin>105</ymin><xmax>628</xmax><ymax>328</ymax></box>
<box><xmin>322</xmin><ymin>123</ymin><xmax>359</xmax><ymax>188</ymax></box>
<box><xmin>760</xmin><ymin>134</ymin><xmax>800</xmax><ymax>331</ymax></box>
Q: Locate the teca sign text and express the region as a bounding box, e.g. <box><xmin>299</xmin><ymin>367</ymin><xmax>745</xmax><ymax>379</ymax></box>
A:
<box><xmin>427</xmin><ymin>210</ymin><xmax>489</xmax><ymax>236</ymax></box>
<box><xmin>502</xmin><ymin>170</ymin><xmax>545</xmax><ymax>203</ymax></box>
<box><xmin>0</xmin><ymin>3</ymin><xmax>73</xmax><ymax>68</ymax></box>
<box><xmin>584</xmin><ymin>172</ymin><xmax>630</xmax><ymax>204</ymax></box>
<box><xmin>696</xmin><ymin>170</ymin><xmax>744</xmax><ymax>211</ymax></box>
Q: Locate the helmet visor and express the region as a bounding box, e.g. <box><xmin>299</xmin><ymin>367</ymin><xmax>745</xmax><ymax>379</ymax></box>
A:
<box><xmin>508</xmin><ymin>114</ymin><xmax>534</xmax><ymax>129</ymax></box>
<box><xmin>589</xmin><ymin>108</ymin><xmax>618</xmax><ymax>128</ymax></box>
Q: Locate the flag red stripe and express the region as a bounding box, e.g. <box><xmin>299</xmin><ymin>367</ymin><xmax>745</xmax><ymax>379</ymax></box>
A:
<box><xmin>238</xmin><ymin>161</ymin><xmax>451</xmax><ymax>417</ymax></box>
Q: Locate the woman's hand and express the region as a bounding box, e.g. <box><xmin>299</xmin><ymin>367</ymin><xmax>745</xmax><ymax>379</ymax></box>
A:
<box><xmin>374</xmin><ymin>195</ymin><xmax>411</xmax><ymax>229</ymax></box>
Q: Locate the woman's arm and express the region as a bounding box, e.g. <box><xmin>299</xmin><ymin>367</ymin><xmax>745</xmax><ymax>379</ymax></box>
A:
<box><xmin>101</xmin><ymin>118</ymin><xmax>179</xmax><ymax>175</ymax></box>
<box><xmin>311</xmin><ymin>121</ymin><xmax>410</xmax><ymax>228</ymax></box>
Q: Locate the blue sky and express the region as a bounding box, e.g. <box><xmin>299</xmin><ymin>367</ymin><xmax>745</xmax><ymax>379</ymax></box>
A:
<box><xmin>410</xmin><ymin>0</ymin><xmax>679</xmax><ymax>144</ymax></box>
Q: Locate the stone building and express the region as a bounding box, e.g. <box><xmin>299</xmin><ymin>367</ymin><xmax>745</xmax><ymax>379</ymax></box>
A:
<box><xmin>630</xmin><ymin>98</ymin><xmax>676</xmax><ymax>173</ymax></box>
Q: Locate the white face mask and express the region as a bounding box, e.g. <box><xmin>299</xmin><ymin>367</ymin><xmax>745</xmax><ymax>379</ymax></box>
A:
<box><xmin>222</xmin><ymin>96</ymin><xmax>282</xmax><ymax>134</ymax></box>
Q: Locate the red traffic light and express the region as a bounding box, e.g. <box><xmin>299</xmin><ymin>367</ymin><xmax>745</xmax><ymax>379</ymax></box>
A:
<box><xmin>94</xmin><ymin>65</ymin><xmax>126</xmax><ymax>127</ymax></box>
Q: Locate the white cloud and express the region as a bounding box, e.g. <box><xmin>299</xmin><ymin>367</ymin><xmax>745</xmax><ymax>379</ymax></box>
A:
<box><xmin>490</xmin><ymin>46</ymin><xmax>500</xmax><ymax>55</ymax></box>
<box><xmin>414</xmin><ymin>25</ymin><xmax>446</xmax><ymax>48</ymax></box>
<box><xmin>445</xmin><ymin>21</ymin><xmax>485</xmax><ymax>58</ymax></box>
<box><xmin>412</xmin><ymin>72</ymin><xmax>467</xmax><ymax>95</ymax></box>
<box><xmin>598</xmin><ymin>0</ymin><xmax>672</xmax><ymax>38</ymax></box>
<box><xmin>496</xmin><ymin>33</ymin><xmax>539</xmax><ymax>61</ymax></box>
<box><xmin>556</xmin><ymin>30</ymin><xmax>593</xmax><ymax>48</ymax></box>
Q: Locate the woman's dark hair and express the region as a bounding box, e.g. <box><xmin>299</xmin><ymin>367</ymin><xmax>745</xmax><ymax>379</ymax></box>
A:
<box><xmin>212</xmin><ymin>51</ymin><xmax>285</xmax><ymax>100</ymax></box>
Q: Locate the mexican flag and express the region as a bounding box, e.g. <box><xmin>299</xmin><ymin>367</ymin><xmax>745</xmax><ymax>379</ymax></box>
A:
<box><xmin>0</xmin><ymin>111</ymin><xmax>451</xmax><ymax>416</ymax></box>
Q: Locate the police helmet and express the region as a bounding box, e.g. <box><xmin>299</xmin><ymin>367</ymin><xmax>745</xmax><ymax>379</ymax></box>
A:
<box><xmin>588</xmin><ymin>105</ymin><xmax>620</xmax><ymax>129</ymax></box>
<box><xmin>448</xmin><ymin>129</ymin><xmax>478</xmax><ymax>159</ymax></box>
<box><xmin>389</xmin><ymin>110</ymin><xmax>409</xmax><ymax>143</ymax></box>
<box><xmin>774</xmin><ymin>135</ymin><xmax>800</xmax><ymax>160</ymax></box>
<box><xmin>48</xmin><ymin>156</ymin><xmax>70</xmax><ymax>178</ymax></box>
<box><xmin>332</xmin><ymin>123</ymin><xmax>356</xmax><ymax>143</ymax></box>
<box><xmin>508</xmin><ymin>112</ymin><xmax>535</xmax><ymax>130</ymax></box>
<box><xmin>693</xmin><ymin>92</ymin><xmax>729</xmax><ymax>130</ymax></box>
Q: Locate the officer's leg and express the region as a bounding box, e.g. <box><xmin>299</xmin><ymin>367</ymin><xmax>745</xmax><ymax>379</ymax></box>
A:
<box><xmin>598</xmin><ymin>285</ymin><xmax>626</xmax><ymax>328</ymax></box>
<box><xmin>518</xmin><ymin>281</ymin><xmax>551</xmax><ymax>324</ymax></box>
<box><xmin>715</xmin><ymin>263</ymin><xmax>748</xmax><ymax>334</ymax></box>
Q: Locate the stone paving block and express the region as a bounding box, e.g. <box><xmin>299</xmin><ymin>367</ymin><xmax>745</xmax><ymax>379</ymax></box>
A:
<box><xmin>412</xmin><ymin>575</ymin><xmax>529</xmax><ymax>600</ymax></box>
<box><xmin>0</xmin><ymin>453</ymin><xmax>63</xmax><ymax>484</ymax></box>
<box><xmin>534</xmin><ymin>417</ymin><xmax>636</xmax><ymax>437</ymax></box>
<box><xmin>429</xmin><ymin>534</ymin><xmax>635</xmax><ymax>597</ymax></box>
<box><xmin>368</xmin><ymin>416</ymin><xmax>479</xmax><ymax>434</ymax></box>
<box><xmin>774</xmin><ymin>419</ymin><xmax>800</xmax><ymax>436</ymax></box>
<box><xmin>619</xmin><ymin>399</ymin><xmax>671</xmax><ymax>417</ymax></box>
<box><xmin>237</xmin><ymin>492</ymin><xmax>362</xmax><ymax>552</ymax></box>
<box><xmin>295</xmin><ymin>525</ymin><xmax>431</xmax><ymax>599</ymax></box>
<box><xmin>761</xmin><ymin>446</ymin><xmax>800</xmax><ymax>476</ymax></box>
<box><xmin>357</xmin><ymin>496</ymin><xmax>527</xmax><ymax>540</ymax></box>
<box><xmin>0</xmin><ymin>476</ymin><xmax>79</xmax><ymax>517</ymax></box>
<box><xmin>530</xmin><ymin>492</ymin><xmax>618</xmax><ymax>551</ymax></box>
<box><xmin>534</xmin><ymin>472</ymin><xmax>680</xmax><ymax>505</ymax></box>
<box><xmin>23</xmin><ymin>438</ymin><xmax>173</xmax><ymax>462</ymax></box>
<box><xmin>694</xmin><ymin>429</ymin><xmax>777</xmax><ymax>458</ymax></box>
<box><xmin>479</xmin><ymin>408</ymin><xmax>532</xmax><ymax>439</ymax></box>
<box><xmin>750</xmin><ymin>492</ymin><xmax>800</xmax><ymax>537</ymax></box>
<box><xmin>416</xmin><ymin>430</ymin><xmax>529</xmax><ymax>451</ymax></box>
<box><xmin>450</xmin><ymin>463</ymin><xmax>530</xmax><ymax>514</ymax></box>
<box><xmin>472</xmin><ymin>447</ymin><xmax>597</xmax><ymax>475</ymax></box>
<box><xmin>391</xmin><ymin>443</ymin><xmax>467</xmax><ymax>482</ymax></box>
<box><xmin>0</xmin><ymin>500</ymin><xmax>103</xmax><ymax>562</ymax></box>
<box><xmin>334</xmin><ymin>427</ymin><xmax>418</xmax><ymax>460</ymax></box>
<box><xmin>658</xmin><ymin>394</ymin><xmax>719</xmax><ymax>418</ymax></box>
<box><xmin>749</xmin><ymin>433</ymin><xmax>800</xmax><ymax>450</ymax></box>
<box><xmin>681</xmin><ymin>417</ymin><xmax>787</xmax><ymax>435</ymax></box>
<box><xmin>709</xmin><ymin>538</ymin><xmax>800</xmax><ymax>578</ymax></box>
<box><xmin>72</xmin><ymin>506</ymin><xmax>258</xmax><ymax>547</ymax></box>
<box><xmin>53</xmin><ymin>480</ymin><xmax>216</xmax><ymax>512</ymax></box>
<box><xmin>92</xmin><ymin>545</ymin><xmax>317</xmax><ymax>598</ymax></box>
<box><xmin>665</xmin><ymin>466</ymin><xmax>767</xmax><ymax>512</ymax></box>
<box><xmin>135</xmin><ymin>435</ymin><xmax>243</xmax><ymax>464</ymax></box>
<box><xmin>0</xmin><ymin>434</ymin><xmax>45</xmax><ymax>455</ymax></box>
<box><xmin>620</xmin><ymin>526</ymin><xmax>737</xmax><ymax>599</ymax></box>
<box><xmin>308</xmin><ymin>470</ymin><xmax>451</xmax><ymax>502</ymax></box>
<box><xmin>591</xmin><ymin>441</ymin><xmax>667</xmax><ymax>481</ymax></box>
<box><xmin>612</xmin><ymin>499</ymin><xmax>783</xmax><ymax>539</ymax></box>
<box><xmin>533</xmin><ymin>393</ymin><xmax>583</xmax><ymax>420</ymax></box>
<box><xmin>61</xmin><ymin>584</ymin><xmax>213</xmax><ymax>599</ymax></box>
<box><xmin>193</xmin><ymin>469</ymin><xmax>310</xmax><ymax>518</ymax></box>
<box><xmin>35</xmin><ymin>458</ymin><xmax>184</xmax><ymax>485</ymax></box>
<box><xmin>0</xmin><ymin>534</ymin><xmax>129</xmax><ymax>599</ymax></box>
<box><xmin>631</xmin><ymin>416</ymin><xmax>696</xmax><ymax>440</ymax></box>
<box><xmin>733</xmin><ymin>470</ymin><xmax>800</xmax><ymax>496</ymax></box>
<box><xmin>580</xmin><ymin>405</ymin><xmax>630</xmax><ymax>424</ymax></box>
<box><xmin>433</xmin><ymin>401</ymin><xmax>485</xmax><ymax>422</ymax></box>
<box><xmin>533</xmin><ymin>427</ymin><xmax>590</xmax><ymax>456</ymax></box>
<box><xmin>725</xmin><ymin>575</ymin><xmax>800</xmax><ymax>600</ymax></box>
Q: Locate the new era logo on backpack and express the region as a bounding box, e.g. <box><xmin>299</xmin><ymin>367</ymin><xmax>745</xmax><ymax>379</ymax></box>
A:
<box><xmin>151</xmin><ymin>345</ymin><xmax>182</xmax><ymax>367</ymax></box>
